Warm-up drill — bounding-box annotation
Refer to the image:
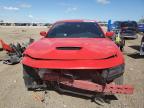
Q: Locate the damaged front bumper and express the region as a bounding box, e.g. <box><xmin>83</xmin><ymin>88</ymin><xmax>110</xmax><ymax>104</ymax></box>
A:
<box><xmin>60</xmin><ymin>80</ymin><xmax>134</xmax><ymax>94</ymax></box>
<box><xmin>23</xmin><ymin>64</ymin><xmax>133</xmax><ymax>95</ymax></box>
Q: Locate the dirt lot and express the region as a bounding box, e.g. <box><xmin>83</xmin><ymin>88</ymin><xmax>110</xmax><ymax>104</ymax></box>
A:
<box><xmin>0</xmin><ymin>26</ymin><xmax>144</xmax><ymax>108</ymax></box>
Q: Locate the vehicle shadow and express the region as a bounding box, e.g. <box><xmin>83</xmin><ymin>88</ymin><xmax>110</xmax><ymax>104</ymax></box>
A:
<box><xmin>33</xmin><ymin>88</ymin><xmax>118</xmax><ymax>105</ymax></box>
<box><xmin>124</xmin><ymin>45</ymin><xmax>144</xmax><ymax>59</ymax></box>
<box><xmin>0</xmin><ymin>48</ymin><xmax>3</xmax><ymax>51</ymax></box>
<box><xmin>56</xmin><ymin>90</ymin><xmax>118</xmax><ymax>105</ymax></box>
<box><xmin>129</xmin><ymin>45</ymin><xmax>140</xmax><ymax>51</ymax></box>
<box><xmin>124</xmin><ymin>38</ymin><xmax>136</xmax><ymax>40</ymax></box>
<box><xmin>127</xmin><ymin>52</ymin><xmax>144</xmax><ymax>59</ymax></box>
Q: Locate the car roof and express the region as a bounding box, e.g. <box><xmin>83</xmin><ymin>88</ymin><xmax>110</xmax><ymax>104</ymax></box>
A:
<box><xmin>114</xmin><ymin>21</ymin><xmax>137</xmax><ymax>23</ymax></box>
<box><xmin>122</xmin><ymin>21</ymin><xmax>136</xmax><ymax>23</ymax></box>
<box><xmin>55</xmin><ymin>19</ymin><xmax>97</xmax><ymax>23</ymax></box>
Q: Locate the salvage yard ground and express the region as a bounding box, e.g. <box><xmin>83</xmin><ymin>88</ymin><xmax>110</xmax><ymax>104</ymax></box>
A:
<box><xmin>0</xmin><ymin>26</ymin><xmax>144</xmax><ymax>108</ymax></box>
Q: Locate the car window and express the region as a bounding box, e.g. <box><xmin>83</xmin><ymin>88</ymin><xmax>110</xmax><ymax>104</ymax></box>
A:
<box><xmin>47</xmin><ymin>22</ymin><xmax>104</xmax><ymax>38</ymax></box>
<box><xmin>121</xmin><ymin>22</ymin><xmax>135</xmax><ymax>28</ymax></box>
<box><xmin>112</xmin><ymin>21</ymin><xmax>121</xmax><ymax>29</ymax></box>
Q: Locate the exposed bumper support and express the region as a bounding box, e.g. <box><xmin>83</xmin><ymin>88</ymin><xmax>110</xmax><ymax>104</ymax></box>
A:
<box><xmin>60</xmin><ymin>80</ymin><xmax>134</xmax><ymax>94</ymax></box>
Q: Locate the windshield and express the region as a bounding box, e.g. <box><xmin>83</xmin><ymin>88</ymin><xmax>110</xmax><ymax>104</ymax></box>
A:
<box><xmin>47</xmin><ymin>22</ymin><xmax>104</xmax><ymax>38</ymax></box>
<box><xmin>113</xmin><ymin>21</ymin><xmax>121</xmax><ymax>29</ymax></box>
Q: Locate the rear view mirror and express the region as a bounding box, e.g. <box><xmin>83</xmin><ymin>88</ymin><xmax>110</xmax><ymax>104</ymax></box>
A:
<box><xmin>105</xmin><ymin>32</ymin><xmax>114</xmax><ymax>37</ymax></box>
<box><xmin>40</xmin><ymin>31</ymin><xmax>47</xmax><ymax>37</ymax></box>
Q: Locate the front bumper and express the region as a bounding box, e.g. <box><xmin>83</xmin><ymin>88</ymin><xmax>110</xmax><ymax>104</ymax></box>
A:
<box><xmin>23</xmin><ymin>64</ymin><xmax>133</xmax><ymax>94</ymax></box>
<box><xmin>60</xmin><ymin>80</ymin><xmax>134</xmax><ymax>94</ymax></box>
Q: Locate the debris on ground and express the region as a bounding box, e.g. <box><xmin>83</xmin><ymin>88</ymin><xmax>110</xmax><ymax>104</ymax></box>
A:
<box><xmin>0</xmin><ymin>38</ymin><xmax>35</xmax><ymax>65</ymax></box>
<box><xmin>129</xmin><ymin>68</ymin><xmax>134</xmax><ymax>71</ymax></box>
<box><xmin>32</xmin><ymin>92</ymin><xmax>45</xmax><ymax>103</ymax></box>
<box><xmin>13</xmin><ymin>80</ymin><xmax>17</xmax><ymax>83</ymax></box>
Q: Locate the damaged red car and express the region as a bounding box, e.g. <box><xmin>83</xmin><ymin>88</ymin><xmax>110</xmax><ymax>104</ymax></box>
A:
<box><xmin>22</xmin><ymin>20</ymin><xmax>133</xmax><ymax>97</ymax></box>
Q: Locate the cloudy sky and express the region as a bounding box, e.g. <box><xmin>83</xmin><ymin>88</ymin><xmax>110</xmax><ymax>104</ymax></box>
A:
<box><xmin>0</xmin><ymin>0</ymin><xmax>144</xmax><ymax>23</ymax></box>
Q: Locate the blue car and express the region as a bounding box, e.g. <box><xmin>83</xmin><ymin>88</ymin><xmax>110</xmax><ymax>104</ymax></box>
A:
<box><xmin>138</xmin><ymin>23</ymin><xmax>144</xmax><ymax>33</ymax></box>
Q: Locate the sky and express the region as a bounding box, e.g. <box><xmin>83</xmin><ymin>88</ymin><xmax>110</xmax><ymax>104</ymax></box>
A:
<box><xmin>0</xmin><ymin>0</ymin><xmax>144</xmax><ymax>23</ymax></box>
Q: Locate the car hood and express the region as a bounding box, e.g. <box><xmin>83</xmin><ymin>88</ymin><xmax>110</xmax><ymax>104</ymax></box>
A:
<box><xmin>24</xmin><ymin>38</ymin><xmax>119</xmax><ymax>60</ymax></box>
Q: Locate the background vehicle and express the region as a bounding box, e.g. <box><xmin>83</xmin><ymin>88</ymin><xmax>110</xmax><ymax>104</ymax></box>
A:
<box><xmin>22</xmin><ymin>20</ymin><xmax>133</xmax><ymax>99</ymax></box>
<box><xmin>121</xmin><ymin>21</ymin><xmax>138</xmax><ymax>39</ymax></box>
<box><xmin>112</xmin><ymin>21</ymin><xmax>122</xmax><ymax>31</ymax></box>
<box><xmin>138</xmin><ymin>23</ymin><xmax>144</xmax><ymax>33</ymax></box>
<box><xmin>112</xmin><ymin>21</ymin><xmax>138</xmax><ymax>39</ymax></box>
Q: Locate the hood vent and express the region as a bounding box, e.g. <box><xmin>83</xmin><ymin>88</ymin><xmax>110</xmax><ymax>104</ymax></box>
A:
<box><xmin>56</xmin><ymin>47</ymin><xmax>82</xmax><ymax>50</ymax></box>
<box><xmin>102</xmin><ymin>54</ymin><xmax>117</xmax><ymax>59</ymax></box>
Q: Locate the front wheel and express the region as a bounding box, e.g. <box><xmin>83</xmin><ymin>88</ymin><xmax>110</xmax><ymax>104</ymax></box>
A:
<box><xmin>23</xmin><ymin>74</ymin><xmax>37</xmax><ymax>91</ymax></box>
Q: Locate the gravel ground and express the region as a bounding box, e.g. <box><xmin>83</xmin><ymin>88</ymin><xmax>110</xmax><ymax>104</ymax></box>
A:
<box><xmin>0</xmin><ymin>26</ymin><xmax>144</xmax><ymax>108</ymax></box>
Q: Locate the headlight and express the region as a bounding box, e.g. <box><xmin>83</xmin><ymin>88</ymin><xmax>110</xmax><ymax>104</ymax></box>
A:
<box><xmin>108</xmin><ymin>64</ymin><xmax>124</xmax><ymax>76</ymax></box>
<box><xmin>101</xmin><ymin>64</ymin><xmax>124</xmax><ymax>81</ymax></box>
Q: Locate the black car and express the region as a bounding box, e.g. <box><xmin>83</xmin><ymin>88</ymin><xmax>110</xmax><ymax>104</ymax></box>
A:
<box><xmin>112</xmin><ymin>21</ymin><xmax>138</xmax><ymax>39</ymax></box>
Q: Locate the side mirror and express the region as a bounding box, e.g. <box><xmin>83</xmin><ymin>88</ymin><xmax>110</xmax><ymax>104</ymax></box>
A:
<box><xmin>105</xmin><ymin>31</ymin><xmax>114</xmax><ymax>37</ymax></box>
<box><xmin>40</xmin><ymin>31</ymin><xmax>47</xmax><ymax>37</ymax></box>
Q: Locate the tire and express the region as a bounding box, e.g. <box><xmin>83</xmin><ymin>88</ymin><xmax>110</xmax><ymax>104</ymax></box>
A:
<box><xmin>114</xmin><ymin>75</ymin><xmax>123</xmax><ymax>85</ymax></box>
<box><xmin>23</xmin><ymin>74</ymin><xmax>36</xmax><ymax>91</ymax></box>
<box><xmin>0</xmin><ymin>48</ymin><xmax>3</xmax><ymax>51</ymax></box>
<box><xmin>23</xmin><ymin>65</ymin><xmax>43</xmax><ymax>90</ymax></box>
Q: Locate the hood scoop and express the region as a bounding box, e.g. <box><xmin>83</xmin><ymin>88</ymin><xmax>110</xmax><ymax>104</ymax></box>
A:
<box><xmin>56</xmin><ymin>46</ymin><xmax>82</xmax><ymax>50</ymax></box>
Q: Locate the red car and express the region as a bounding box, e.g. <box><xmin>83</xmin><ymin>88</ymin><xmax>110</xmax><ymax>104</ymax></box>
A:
<box><xmin>22</xmin><ymin>20</ymin><xmax>133</xmax><ymax>97</ymax></box>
